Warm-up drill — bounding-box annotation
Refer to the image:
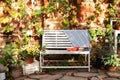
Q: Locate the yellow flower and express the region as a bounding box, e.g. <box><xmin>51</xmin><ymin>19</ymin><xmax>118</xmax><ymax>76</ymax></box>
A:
<box><xmin>21</xmin><ymin>44</ymin><xmax>40</xmax><ymax>58</ymax></box>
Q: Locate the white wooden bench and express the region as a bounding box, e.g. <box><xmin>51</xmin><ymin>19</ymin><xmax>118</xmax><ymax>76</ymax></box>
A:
<box><xmin>40</xmin><ymin>30</ymin><xmax>91</xmax><ymax>72</ymax></box>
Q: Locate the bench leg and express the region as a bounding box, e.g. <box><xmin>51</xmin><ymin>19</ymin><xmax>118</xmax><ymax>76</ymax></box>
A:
<box><xmin>40</xmin><ymin>52</ymin><xmax>43</xmax><ymax>72</ymax></box>
<box><xmin>88</xmin><ymin>53</ymin><xmax>90</xmax><ymax>72</ymax></box>
<box><xmin>85</xmin><ymin>54</ymin><xmax>87</xmax><ymax>62</ymax></box>
<box><xmin>40</xmin><ymin>68</ymin><xmax>42</xmax><ymax>72</ymax></box>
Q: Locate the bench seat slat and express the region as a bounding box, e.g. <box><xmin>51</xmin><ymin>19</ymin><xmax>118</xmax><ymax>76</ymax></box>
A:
<box><xmin>46</xmin><ymin>46</ymin><xmax>72</xmax><ymax>48</ymax></box>
<box><xmin>43</xmin><ymin>50</ymin><xmax>90</xmax><ymax>54</ymax></box>
<box><xmin>41</xmin><ymin>66</ymin><xmax>89</xmax><ymax>68</ymax></box>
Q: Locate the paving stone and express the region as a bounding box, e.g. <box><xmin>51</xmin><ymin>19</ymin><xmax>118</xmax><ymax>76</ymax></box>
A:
<box><xmin>97</xmin><ymin>69</ymin><xmax>106</xmax><ymax>75</ymax></box>
<box><xmin>65</xmin><ymin>71</ymin><xmax>74</xmax><ymax>76</ymax></box>
<box><xmin>15</xmin><ymin>76</ymin><xmax>28</xmax><ymax>80</ymax></box>
<box><xmin>49</xmin><ymin>70</ymin><xmax>77</xmax><ymax>75</ymax></box>
<box><xmin>74</xmin><ymin>72</ymin><xmax>98</xmax><ymax>78</ymax></box>
<box><xmin>40</xmin><ymin>74</ymin><xmax>63</xmax><ymax>80</ymax></box>
<box><xmin>15</xmin><ymin>69</ymin><xmax>120</xmax><ymax>80</ymax></box>
<box><xmin>97</xmin><ymin>74</ymin><xmax>108</xmax><ymax>80</ymax></box>
<box><xmin>77</xmin><ymin>68</ymin><xmax>89</xmax><ymax>72</ymax></box>
<box><xmin>89</xmin><ymin>68</ymin><xmax>98</xmax><ymax>73</ymax></box>
<box><xmin>107</xmin><ymin>72</ymin><xmax>120</xmax><ymax>78</ymax></box>
<box><xmin>28</xmin><ymin>74</ymin><xmax>51</xmax><ymax>79</ymax></box>
<box><xmin>118</xmin><ymin>77</ymin><xmax>120</xmax><ymax>79</ymax></box>
<box><xmin>24</xmin><ymin>79</ymin><xmax>36</xmax><ymax>80</ymax></box>
<box><xmin>59</xmin><ymin>75</ymin><xmax>88</xmax><ymax>80</ymax></box>
<box><xmin>90</xmin><ymin>77</ymin><xmax>99</xmax><ymax>80</ymax></box>
<box><xmin>104</xmin><ymin>78</ymin><xmax>119</xmax><ymax>80</ymax></box>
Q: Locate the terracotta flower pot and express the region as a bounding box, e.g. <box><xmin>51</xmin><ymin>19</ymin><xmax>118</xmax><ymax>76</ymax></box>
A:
<box><xmin>117</xmin><ymin>14</ymin><xmax>120</xmax><ymax>18</ymax></box>
<box><xmin>12</xmin><ymin>66</ymin><xmax>22</xmax><ymax>78</ymax></box>
<box><xmin>108</xmin><ymin>66</ymin><xmax>117</xmax><ymax>72</ymax></box>
<box><xmin>24</xmin><ymin>58</ymin><xmax>34</xmax><ymax>64</ymax></box>
<box><xmin>116</xmin><ymin>26</ymin><xmax>120</xmax><ymax>30</ymax></box>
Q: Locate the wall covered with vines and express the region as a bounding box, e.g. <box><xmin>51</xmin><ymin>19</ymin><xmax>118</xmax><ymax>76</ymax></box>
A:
<box><xmin>0</xmin><ymin>0</ymin><xmax>120</xmax><ymax>49</ymax></box>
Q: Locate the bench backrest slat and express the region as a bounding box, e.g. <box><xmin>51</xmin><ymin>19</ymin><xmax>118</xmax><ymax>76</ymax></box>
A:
<box><xmin>42</xmin><ymin>30</ymin><xmax>72</xmax><ymax>49</ymax></box>
<box><xmin>42</xmin><ymin>30</ymin><xmax>90</xmax><ymax>49</ymax></box>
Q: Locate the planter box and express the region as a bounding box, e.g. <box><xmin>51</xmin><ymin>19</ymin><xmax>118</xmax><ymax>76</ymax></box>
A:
<box><xmin>22</xmin><ymin>60</ymin><xmax>39</xmax><ymax>75</ymax></box>
<box><xmin>12</xmin><ymin>66</ymin><xmax>23</xmax><ymax>78</ymax></box>
<box><xmin>0</xmin><ymin>72</ymin><xmax>5</xmax><ymax>80</ymax></box>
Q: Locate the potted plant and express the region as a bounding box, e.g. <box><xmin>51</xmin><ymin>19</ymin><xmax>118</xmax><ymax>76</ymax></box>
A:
<box><xmin>103</xmin><ymin>54</ymin><xmax>120</xmax><ymax>72</ymax></box>
<box><xmin>20</xmin><ymin>43</ymin><xmax>40</xmax><ymax>64</ymax></box>
<box><xmin>115</xmin><ymin>19</ymin><xmax>120</xmax><ymax>30</ymax></box>
<box><xmin>0</xmin><ymin>43</ymin><xmax>24</xmax><ymax>79</ymax></box>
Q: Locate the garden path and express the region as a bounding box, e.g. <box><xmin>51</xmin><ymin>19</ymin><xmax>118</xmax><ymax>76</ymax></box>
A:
<box><xmin>15</xmin><ymin>68</ymin><xmax>120</xmax><ymax>80</ymax></box>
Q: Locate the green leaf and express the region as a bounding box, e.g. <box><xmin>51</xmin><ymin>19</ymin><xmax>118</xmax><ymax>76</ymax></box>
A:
<box><xmin>9</xmin><ymin>10</ymin><xmax>21</xmax><ymax>19</ymax></box>
<box><xmin>2</xmin><ymin>26</ymin><xmax>14</xmax><ymax>33</ymax></box>
<box><xmin>33</xmin><ymin>7</ymin><xmax>45</xmax><ymax>16</ymax></box>
<box><xmin>0</xmin><ymin>17</ymin><xmax>11</xmax><ymax>23</ymax></box>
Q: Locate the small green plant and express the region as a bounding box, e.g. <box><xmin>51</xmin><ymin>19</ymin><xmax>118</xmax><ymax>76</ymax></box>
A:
<box><xmin>35</xmin><ymin>23</ymin><xmax>44</xmax><ymax>36</ymax></box>
<box><xmin>116</xmin><ymin>19</ymin><xmax>120</xmax><ymax>26</ymax></box>
<box><xmin>89</xmin><ymin>27</ymin><xmax>105</xmax><ymax>41</ymax></box>
<box><xmin>108</xmin><ymin>3</ymin><xmax>118</xmax><ymax>17</ymax></box>
<box><xmin>62</xmin><ymin>19</ymin><xmax>69</xmax><ymax>29</ymax></box>
<box><xmin>103</xmin><ymin>54</ymin><xmax>120</xmax><ymax>67</ymax></box>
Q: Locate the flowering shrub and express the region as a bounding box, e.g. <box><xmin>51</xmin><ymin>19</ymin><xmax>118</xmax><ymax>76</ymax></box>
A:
<box><xmin>21</xmin><ymin>44</ymin><xmax>40</xmax><ymax>59</ymax></box>
<box><xmin>0</xmin><ymin>43</ymin><xmax>23</xmax><ymax>66</ymax></box>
